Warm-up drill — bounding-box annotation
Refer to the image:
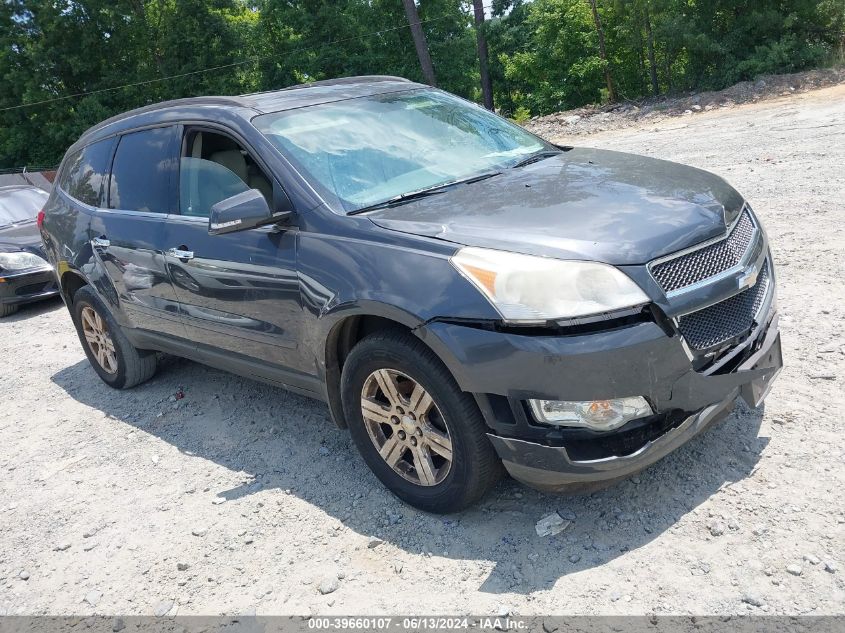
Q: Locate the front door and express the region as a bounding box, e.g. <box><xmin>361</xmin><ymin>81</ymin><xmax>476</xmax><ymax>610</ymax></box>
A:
<box><xmin>89</xmin><ymin>125</ymin><xmax>187</xmax><ymax>340</ymax></box>
<box><xmin>163</xmin><ymin>128</ymin><xmax>304</xmax><ymax>375</ymax></box>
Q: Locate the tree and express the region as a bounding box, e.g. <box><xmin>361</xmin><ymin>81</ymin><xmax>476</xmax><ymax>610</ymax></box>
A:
<box><xmin>586</xmin><ymin>0</ymin><xmax>616</xmax><ymax>102</ymax></box>
<box><xmin>401</xmin><ymin>0</ymin><xmax>437</xmax><ymax>86</ymax></box>
<box><xmin>472</xmin><ymin>0</ymin><xmax>494</xmax><ymax>110</ymax></box>
<box><xmin>642</xmin><ymin>0</ymin><xmax>659</xmax><ymax>95</ymax></box>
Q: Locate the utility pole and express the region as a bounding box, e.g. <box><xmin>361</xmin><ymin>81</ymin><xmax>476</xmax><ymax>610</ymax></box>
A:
<box><xmin>402</xmin><ymin>0</ymin><xmax>437</xmax><ymax>86</ymax></box>
<box><xmin>587</xmin><ymin>0</ymin><xmax>617</xmax><ymax>102</ymax></box>
<box><xmin>472</xmin><ymin>0</ymin><xmax>494</xmax><ymax>110</ymax></box>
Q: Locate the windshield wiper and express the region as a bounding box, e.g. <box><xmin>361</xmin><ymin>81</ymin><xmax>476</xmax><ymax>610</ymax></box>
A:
<box><xmin>349</xmin><ymin>171</ymin><xmax>501</xmax><ymax>214</ymax></box>
<box><xmin>511</xmin><ymin>149</ymin><xmax>563</xmax><ymax>169</ymax></box>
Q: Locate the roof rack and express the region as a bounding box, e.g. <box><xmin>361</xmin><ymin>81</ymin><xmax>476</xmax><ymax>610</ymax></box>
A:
<box><xmin>78</xmin><ymin>96</ymin><xmax>248</xmax><ymax>141</ymax></box>
<box><xmin>240</xmin><ymin>75</ymin><xmax>412</xmax><ymax>98</ymax></box>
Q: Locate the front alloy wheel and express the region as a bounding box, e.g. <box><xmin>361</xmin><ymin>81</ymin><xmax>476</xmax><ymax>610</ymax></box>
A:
<box><xmin>361</xmin><ymin>368</ymin><xmax>453</xmax><ymax>487</ymax></box>
<box><xmin>341</xmin><ymin>330</ymin><xmax>502</xmax><ymax>513</ymax></box>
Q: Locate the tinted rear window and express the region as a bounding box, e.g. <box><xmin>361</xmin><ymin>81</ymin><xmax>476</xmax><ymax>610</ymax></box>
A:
<box><xmin>109</xmin><ymin>127</ymin><xmax>177</xmax><ymax>214</ymax></box>
<box><xmin>0</xmin><ymin>187</ymin><xmax>49</xmax><ymax>227</ymax></box>
<box><xmin>59</xmin><ymin>138</ymin><xmax>115</xmax><ymax>206</ymax></box>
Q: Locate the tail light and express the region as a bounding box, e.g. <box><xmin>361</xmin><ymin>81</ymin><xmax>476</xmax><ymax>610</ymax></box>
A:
<box><xmin>37</xmin><ymin>209</ymin><xmax>45</xmax><ymax>229</ymax></box>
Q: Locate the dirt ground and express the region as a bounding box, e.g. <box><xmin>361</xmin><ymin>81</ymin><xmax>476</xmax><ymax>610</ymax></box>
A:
<box><xmin>1</xmin><ymin>82</ymin><xmax>844</xmax><ymax>618</ymax></box>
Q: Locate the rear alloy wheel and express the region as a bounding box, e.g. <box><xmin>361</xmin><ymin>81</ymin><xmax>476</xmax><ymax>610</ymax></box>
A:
<box><xmin>80</xmin><ymin>305</ymin><xmax>118</xmax><ymax>374</ymax></box>
<box><xmin>341</xmin><ymin>330</ymin><xmax>502</xmax><ymax>513</ymax></box>
<box><xmin>71</xmin><ymin>285</ymin><xmax>157</xmax><ymax>389</ymax></box>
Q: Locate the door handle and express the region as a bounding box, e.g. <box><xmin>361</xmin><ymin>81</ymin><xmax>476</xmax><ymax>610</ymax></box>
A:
<box><xmin>166</xmin><ymin>247</ymin><xmax>194</xmax><ymax>261</ymax></box>
<box><xmin>91</xmin><ymin>236</ymin><xmax>110</xmax><ymax>248</ymax></box>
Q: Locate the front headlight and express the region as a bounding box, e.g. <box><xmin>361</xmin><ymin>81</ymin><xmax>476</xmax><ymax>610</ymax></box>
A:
<box><xmin>450</xmin><ymin>247</ymin><xmax>649</xmax><ymax>323</ymax></box>
<box><xmin>0</xmin><ymin>251</ymin><xmax>49</xmax><ymax>272</ymax></box>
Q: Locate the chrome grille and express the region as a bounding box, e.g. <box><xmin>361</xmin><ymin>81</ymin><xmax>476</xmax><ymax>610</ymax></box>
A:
<box><xmin>677</xmin><ymin>260</ymin><xmax>770</xmax><ymax>350</ymax></box>
<box><xmin>651</xmin><ymin>209</ymin><xmax>757</xmax><ymax>294</ymax></box>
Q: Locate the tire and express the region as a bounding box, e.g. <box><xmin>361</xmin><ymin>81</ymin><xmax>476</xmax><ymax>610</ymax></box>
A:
<box><xmin>71</xmin><ymin>285</ymin><xmax>157</xmax><ymax>389</ymax></box>
<box><xmin>341</xmin><ymin>330</ymin><xmax>502</xmax><ymax>513</ymax></box>
<box><xmin>0</xmin><ymin>303</ymin><xmax>18</xmax><ymax>317</ymax></box>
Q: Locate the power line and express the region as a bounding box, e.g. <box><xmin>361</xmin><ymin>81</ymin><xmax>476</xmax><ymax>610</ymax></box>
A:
<box><xmin>0</xmin><ymin>12</ymin><xmax>462</xmax><ymax>114</ymax></box>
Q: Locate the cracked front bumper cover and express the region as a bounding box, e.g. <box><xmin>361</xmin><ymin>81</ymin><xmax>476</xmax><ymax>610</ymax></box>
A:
<box><xmin>489</xmin><ymin>395</ymin><xmax>737</xmax><ymax>491</ymax></box>
<box><xmin>417</xmin><ymin>300</ymin><xmax>782</xmax><ymax>490</ymax></box>
<box><xmin>489</xmin><ymin>322</ymin><xmax>782</xmax><ymax>491</ymax></box>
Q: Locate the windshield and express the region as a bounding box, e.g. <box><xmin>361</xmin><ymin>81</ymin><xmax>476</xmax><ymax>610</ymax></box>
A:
<box><xmin>254</xmin><ymin>89</ymin><xmax>549</xmax><ymax>213</ymax></box>
<box><xmin>0</xmin><ymin>187</ymin><xmax>48</xmax><ymax>228</ymax></box>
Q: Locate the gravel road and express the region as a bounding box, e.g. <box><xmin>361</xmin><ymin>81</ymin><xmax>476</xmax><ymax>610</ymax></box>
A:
<box><xmin>1</xmin><ymin>84</ymin><xmax>843</xmax><ymax>617</ymax></box>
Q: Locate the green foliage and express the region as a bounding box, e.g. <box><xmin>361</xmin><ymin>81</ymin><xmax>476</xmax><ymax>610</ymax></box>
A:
<box><xmin>1</xmin><ymin>0</ymin><xmax>843</xmax><ymax>166</ymax></box>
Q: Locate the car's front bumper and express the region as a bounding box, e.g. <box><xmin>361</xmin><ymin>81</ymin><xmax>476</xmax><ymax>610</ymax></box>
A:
<box><xmin>489</xmin><ymin>393</ymin><xmax>738</xmax><ymax>490</ymax></box>
<box><xmin>417</xmin><ymin>301</ymin><xmax>782</xmax><ymax>490</ymax></box>
<box><xmin>0</xmin><ymin>268</ymin><xmax>60</xmax><ymax>306</ymax></box>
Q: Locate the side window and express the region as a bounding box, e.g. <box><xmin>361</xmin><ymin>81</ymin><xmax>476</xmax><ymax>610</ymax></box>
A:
<box><xmin>58</xmin><ymin>138</ymin><xmax>115</xmax><ymax>207</ymax></box>
<box><xmin>109</xmin><ymin>127</ymin><xmax>177</xmax><ymax>214</ymax></box>
<box><xmin>178</xmin><ymin>130</ymin><xmax>273</xmax><ymax>218</ymax></box>
<box><xmin>180</xmin><ymin>158</ymin><xmax>250</xmax><ymax>217</ymax></box>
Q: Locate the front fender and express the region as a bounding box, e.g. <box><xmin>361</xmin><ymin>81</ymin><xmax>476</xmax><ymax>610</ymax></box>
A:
<box><xmin>298</xmin><ymin>231</ymin><xmax>500</xmax><ymax>368</ymax></box>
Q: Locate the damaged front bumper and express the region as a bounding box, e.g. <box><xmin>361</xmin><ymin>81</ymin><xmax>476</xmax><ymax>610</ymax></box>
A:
<box><xmin>417</xmin><ymin>301</ymin><xmax>782</xmax><ymax>491</ymax></box>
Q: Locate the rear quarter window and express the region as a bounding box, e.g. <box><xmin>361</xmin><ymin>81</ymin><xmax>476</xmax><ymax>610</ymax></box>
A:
<box><xmin>58</xmin><ymin>138</ymin><xmax>115</xmax><ymax>207</ymax></box>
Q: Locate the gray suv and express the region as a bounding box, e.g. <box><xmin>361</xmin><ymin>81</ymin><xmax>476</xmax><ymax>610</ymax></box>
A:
<box><xmin>40</xmin><ymin>76</ymin><xmax>782</xmax><ymax>512</ymax></box>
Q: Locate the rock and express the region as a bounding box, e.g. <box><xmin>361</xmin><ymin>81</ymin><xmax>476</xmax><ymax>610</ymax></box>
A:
<box><xmin>824</xmin><ymin>560</ymin><xmax>838</xmax><ymax>574</ymax></box>
<box><xmin>83</xmin><ymin>527</ymin><xmax>100</xmax><ymax>538</ymax></box>
<box><xmin>610</xmin><ymin>590</ymin><xmax>623</xmax><ymax>602</ymax></box>
<box><xmin>803</xmin><ymin>554</ymin><xmax>820</xmax><ymax>565</ymax></box>
<box><xmin>393</xmin><ymin>560</ymin><xmax>404</xmax><ymax>574</ymax></box>
<box><xmin>496</xmin><ymin>604</ymin><xmax>511</xmax><ymax>617</ymax></box>
<box><xmin>112</xmin><ymin>617</ymin><xmax>125</xmax><ymax>632</ymax></box>
<box><xmin>786</xmin><ymin>564</ymin><xmax>802</xmax><ymax>576</ymax></box>
<box><xmin>318</xmin><ymin>446</ymin><xmax>330</xmax><ymax>456</ymax></box>
<box><xmin>535</xmin><ymin>512</ymin><xmax>570</xmax><ymax>537</ymax></box>
<box><xmin>191</xmin><ymin>527</ymin><xmax>207</xmax><ymax>537</ymax></box>
<box><xmin>53</xmin><ymin>543</ymin><xmax>71</xmax><ymax>552</ymax></box>
<box><xmin>708</xmin><ymin>520</ymin><xmax>726</xmax><ymax>537</ymax></box>
<box><xmin>692</xmin><ymin>104</ymin><xmax>702</xmax><ymax>111</ymax></box>
<box><xmin>177</xmin><ymin>562</ymin><xmax>189</xmax><ymax>572</ymax></box>
<box><xmin>367</xmin><ymin>537</ymin><xmax>384</xmax><ymax>549</ymax></box>
<box><xmin>542</xmin><ymin>620</ymin><xmax>560</xmax><ymax>633</ymax></box>
<box><xmin>83</xmin><ymin>590</ymin><xmax>102</xmax><ymax>607</ymax></box>
<box><xmin>153</xmin><ymin>599</ymin><xmax>174</xmax><ymax>617</ymax></box>
<box><xmin>742</xmin><ymin>593</ymin><xmax>765</xmax><ymax>607</ymax></box>
<box><xmin>568</xmin><ymin>553</ymin><xmax>581</xmax><ymax>564</ymax></box>
<box><xmin>683</xmin><ymin>109</ymin><xmax>693</xmax><ymax>116</ymax></box>
<box><xmin>564</xmin><ymin>115</ymin><xmax>581</xmax><ymax>125</ymax></box>
<box><xmin>19</xmin><ymin>570</ymin><xmax>29</xmax><ymax>581</ymax></box>
<box><xmin>318</xmin><ymin>576</ymin><xmax>339</xmax><ymax>595</ymax></box>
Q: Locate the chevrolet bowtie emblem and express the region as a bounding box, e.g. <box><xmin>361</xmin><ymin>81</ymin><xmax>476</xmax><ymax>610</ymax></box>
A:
<box><xmin>738</xmin><ymin>262</ymin><xmax>759</xmax><ymax>290</ymax></box>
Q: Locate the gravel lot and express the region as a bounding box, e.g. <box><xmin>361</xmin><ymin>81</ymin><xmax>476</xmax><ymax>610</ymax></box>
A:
<box><xmin>1</xmin><ymin>83</ymin><xmax>843</xmax><ymax>617</ymax></box>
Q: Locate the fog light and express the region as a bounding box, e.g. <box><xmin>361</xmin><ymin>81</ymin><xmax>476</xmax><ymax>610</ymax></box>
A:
<box><xmin>528</xmin><ymin>397</ymin><xmax>653</xmax><ymax>431</ymax></box>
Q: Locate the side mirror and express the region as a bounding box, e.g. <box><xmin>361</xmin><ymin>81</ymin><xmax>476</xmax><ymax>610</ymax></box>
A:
<box><xmin>208</xmin><ymin>189</ymin><xmax>282</xmax><ymax>236</ymax></box>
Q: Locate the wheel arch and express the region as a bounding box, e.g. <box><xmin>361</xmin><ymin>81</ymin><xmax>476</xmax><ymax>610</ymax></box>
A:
<box><xmin>60</xmin><ymin>269</ymin><xmax>89</xmax><ymax>305</ymax></box>
<box><xmin>322</xmin><ymin>303</ymin><xmax>458</xmax><ymax>430</ymax></box>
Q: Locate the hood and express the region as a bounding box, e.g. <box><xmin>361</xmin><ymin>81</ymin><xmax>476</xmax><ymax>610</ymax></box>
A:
<box><xmin>367</xmin><ymin>148</ymin><xmax>745</xmax><ymax>265</ymax></box>
<box><xmin>0</xmin><ymin>221</ymin><xmax>47</xmax><ymax>258</ymax></box>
